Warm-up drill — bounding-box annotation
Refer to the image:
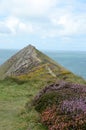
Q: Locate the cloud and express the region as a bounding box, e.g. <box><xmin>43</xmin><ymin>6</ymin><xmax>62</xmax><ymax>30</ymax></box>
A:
<box><xmin>0</xmin><ymin>0</ymin><xmax>57</xmax><ymax>17</ymax></box>
<box><xmin>49</xmin><ymin>7</ymin><xmax>86</xmax><ymax>37</ymax></box>
<box><xmin>0</xmin><ymin>16</ymin><xmax>34</xmax><ymax>35</ymax></box>
<box><xmin>18</xmin><ymin>22</ymin><xmax>33</xmax><ymax>33</ymax></box>
<box><xmin>0</xmin><ymin>0</ymin><xmax>86</xmax><ymax>39</ymax></box>
<box><xmin>5</xmin><ymin>17</ymin><xmax>20</xmax><ymax>34</ymax></box>
<box><xmin>0</xmin><ymin>22</ymin><xmax>11</xmax><ymax>34</ymax></box>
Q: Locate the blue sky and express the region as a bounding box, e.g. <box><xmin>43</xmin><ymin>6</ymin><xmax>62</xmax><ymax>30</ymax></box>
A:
<box><xmin>0</xmin><ymin>0</ymin><xmax>86</xmax><ymax>50</ymax></box>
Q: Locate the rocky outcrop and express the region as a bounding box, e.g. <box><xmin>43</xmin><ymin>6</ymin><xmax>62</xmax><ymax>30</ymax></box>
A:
<box><xmin>0</xmin><ymin>44</ymin><xmax>85</xmax><ymax>84</ymax></box>
<box><xmin>5</xmin><ymin>45</ymin><xmax>41</xmax><ymax>76</ymax></box>
<box><xmin>0</xmin><ymin>44</ymin><xmax>59</xmax><ymax>78</ymax></box>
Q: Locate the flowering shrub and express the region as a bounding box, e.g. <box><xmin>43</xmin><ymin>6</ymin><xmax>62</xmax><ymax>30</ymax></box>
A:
<box><xmin>61</xmin><ymin>98</ymin><xmax>86</xmax><ymax>115</ymax></box>
<box><xmin>41</xmin><ymin>105</ymin><xmax>86</xmax><ymax>130</ymax></box>
<box><xmin>34</xmin><ymin>81</ymin><xmax>86</xmax><ymax>130</ymax></box>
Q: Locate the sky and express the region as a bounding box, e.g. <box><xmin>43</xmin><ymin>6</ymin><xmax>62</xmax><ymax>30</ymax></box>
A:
<box><xmin>0</xmin><ymin>0</ymin><xmax>86</xmax><ymax>50</ymax></box>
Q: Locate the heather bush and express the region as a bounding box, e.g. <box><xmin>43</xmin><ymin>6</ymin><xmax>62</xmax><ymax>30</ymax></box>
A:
<box><xmin>41</xmin><ymin>105</ymin><xmax>86</xmax><ymax>130</ymax></box>
<box><xmin>34</xmin><ymin>81</ymin><xmax>86</xmax><ymax>130</ymax></box>
<box><xmin>61</xmin><ymin>98</ymin><xmax>86</xmax><ymax>115</ymax></box>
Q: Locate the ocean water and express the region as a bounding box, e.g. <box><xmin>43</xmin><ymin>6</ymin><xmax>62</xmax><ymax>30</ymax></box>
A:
<box><xmin>0</xmin><ymin>49</ymin><xmax>18</xmax><ymax>65</ymax></box>
<box><xmin>0</xmin><ymin>49</ymin><xmax>86</xmax><ymax>79</ymax></box>
<box><xmin>44</xmin><ymin>51</ymin><xmax>86</xmax><ymax>79</ymax></box>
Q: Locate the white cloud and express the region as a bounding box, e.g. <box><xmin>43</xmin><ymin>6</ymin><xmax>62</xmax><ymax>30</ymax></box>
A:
<box><xmin>0</xmin><ymin>0</ymin><xmax>58</xmax><ymax>17</ymax></box>
<box><xmin>19</xmin><ymin>22</ymin><xmax>33</xmax><ymax>33</ymax></box>
<box><xmin>0</xmin><ymin>16</ymin><xmax>34</xmax><ymax>35</ymax></box>
<box><xmin>50</xmin><ymin>9</ymin><xmax>86</xmax><ymax>37</ymax></box>
<box><xmin>0</xmin><ymin>21</ymin><xmax>11</xmax><ymax>34</ymax></box>
<box><xmin>6</xmin><ymin>17</ymin><xmax>19</xmax><ymax>34</ymax></box>
<box><xmin>0</xmin><ymin>0</ymin><xmax>86</xmax><ymax>39</ymax></box>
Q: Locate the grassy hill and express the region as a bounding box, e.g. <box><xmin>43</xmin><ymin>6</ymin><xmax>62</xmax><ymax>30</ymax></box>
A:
<box><xmin>0</xmin><ymin>45</ymin><xmax>86</xmax><ymax>130</ymax></box>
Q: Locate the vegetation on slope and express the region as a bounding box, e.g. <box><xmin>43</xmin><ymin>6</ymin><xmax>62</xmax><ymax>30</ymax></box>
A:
<box><xmin>32</xmin><ymin>73</ymin><xmax>86</xmax><ymax>130</ymax></box>
<box><xmin>0</xmin><ymin>45</ymin><xmax>86</xmax><ymax>130</ymax></box>
<box><xmin>0</xmin><ymin>64</ymin><xmax>86</xmax><ymax>130</ymax></box>
<box><xmin>0</xmin><ymin>77</ymin><xmax>48</xmax><ymax>130</ymax></box>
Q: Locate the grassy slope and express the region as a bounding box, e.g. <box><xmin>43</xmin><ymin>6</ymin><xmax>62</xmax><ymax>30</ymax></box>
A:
<box><xmin>0</xmin><ymin>62</ymin><xmax>86</xmax><ymax>130</ymax></box>
<box><xmin>0</xmin><ymin>46</ymin><xmax>86</xmax><ymax>130</ymax></box>
<box><xmin>0</xmin><ymin>78</ymin><xmax>49</xmax><ymax>130</ymax></box>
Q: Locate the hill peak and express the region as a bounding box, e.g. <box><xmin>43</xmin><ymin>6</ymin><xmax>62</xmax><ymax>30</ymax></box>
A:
<box><xmin>1</xmin><ymin>44</ymin><xmax>85</xmax><ymax>84</ymax></box>
<box><xmin>24</xmin><ymin>44</ymin><xmax>35</xmax><ymax>50</ymax></box>
<box><xmin>0</xmin><ymin>44</ymin><xmax>60</xmax><ymax>79</ymax></box>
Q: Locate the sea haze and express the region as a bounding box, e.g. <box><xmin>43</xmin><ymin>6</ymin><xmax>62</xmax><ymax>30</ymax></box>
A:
<box><xmin>0</xmin><ymin>49</ymin><xmax>86</xmax><ymax>79</ymax></box>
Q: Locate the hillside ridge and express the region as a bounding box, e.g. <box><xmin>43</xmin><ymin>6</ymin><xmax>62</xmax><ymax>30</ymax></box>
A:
<box><xmin>0</xmin><ymin>44</ymin><xmax>65</xmax><ymax>79</ymax></box>
<box><xmin>0</xmin><ymin>44</ymin><xmax>86</xmax><ymax>130</ymax></box>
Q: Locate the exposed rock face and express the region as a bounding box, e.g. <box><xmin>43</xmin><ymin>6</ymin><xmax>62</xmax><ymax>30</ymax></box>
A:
<box><xmin>5</xmin><ymin>45</ymin><xmax>41</xmax><ymax>76</ymax></box>
<box><xmin>1</xmin><ymin>44</ymin><xmax>85</xmax><ymax>83</ymax></box>
<box><xmin>0</xmin><ymin>45</ymin><xmax>42</xmax><ymax>77</ymax></box>
<box><xmin>0</xmin><ymin>44</ymin><xmax>59</xmax><ymax>78</ymax></box>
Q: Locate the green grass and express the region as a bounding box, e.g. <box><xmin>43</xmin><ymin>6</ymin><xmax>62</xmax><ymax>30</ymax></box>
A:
<box><xmin>0</xmin><ymin>64</ymin><xmax>86</xmax><ymax>130</ymax></box>
<box><xmin>0</xmin><ymin>46</ymin><xmax>86</xmax><ymax>130</ymax></box>
<box><xmin>0</xmin><ymin>79</ymin><xmax>48</xmax><ymax>130</ymax></box>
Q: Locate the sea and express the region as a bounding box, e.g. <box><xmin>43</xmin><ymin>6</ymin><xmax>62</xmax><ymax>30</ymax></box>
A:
<box><xmin>0</xmin><ymin>49</ymin><xmax>86</xmax><ymax>80</ymax></box>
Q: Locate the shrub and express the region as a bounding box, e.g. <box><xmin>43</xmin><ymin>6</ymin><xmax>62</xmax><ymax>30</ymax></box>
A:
<box><xmin>41</xmin><ymin>105</ymin><xmax>86</xmax><ymax>130</ymax></box>
<box><xmin>34</xmin><ymin>92</ymin><xmax>60</xmax><ymax>112</ymax></box>
<box><xmin>33</xmin><ymin>81</ymin><xmax>86</xmax><ymax>129</ymax></box>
